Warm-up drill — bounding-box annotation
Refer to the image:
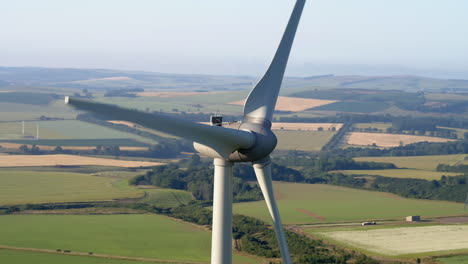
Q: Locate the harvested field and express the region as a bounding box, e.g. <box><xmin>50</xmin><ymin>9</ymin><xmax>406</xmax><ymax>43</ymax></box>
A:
<box><xmin>136</xmin><ymin>91</ymin><xmax>219</xmax><ymax>97</ymax></box>
<box><xmin>0</xmin><ymin>142</ymin><xmax>147</xmax><ymax>151</ymax></box>
<box><xmin>228</xmin><ymin>96</ymin><xmax>336</xmax><ymax>112</ymax></box>
<box><xmin>271</xmin><ymin>123</ymin><xmax>342</xmax><ymax>131</ymax></box>
<box><xmin>354</xmin><ymin>154</ymin><xmax>468</xmax><ymax>171</ymax></box>
<box><xmin>346</xmin><ymin>132</ymin><xmax>455</xmax><ymax>147</ymax></box>
<box><xmin>0</xmin><ymin>154</ymin><xmax>163</xmax><ymax>168</ymax></box>
<box><xmin>318</xmin><ymin>225</ymin><xmax>468</xmax><ymax>255</ymax></box>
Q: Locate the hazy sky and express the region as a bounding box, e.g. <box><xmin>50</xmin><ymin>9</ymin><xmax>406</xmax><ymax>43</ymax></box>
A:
<box><xmin>1</xmin><ymin>0</ymin><xmax>467</xmax><ymax>77</ymax></box>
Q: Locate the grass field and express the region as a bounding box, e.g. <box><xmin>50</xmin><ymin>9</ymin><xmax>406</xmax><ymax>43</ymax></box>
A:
<box><xmin>0</xmin><ymin>249</ymin><xmax>164</xmax><ymax>264</ymax></box>
<box><xmin>275</xmin><ymin>130</ymin><xmax>335</xmax><ymax>151</ymax></box>
<box><xmin>0</xmin><ymin>101</ymin><xmax>77</xmax><ymax>121</ymax></box>
<box><xmin>232</xmin><ymin>182</ymin><xmax>467</xmax><ymax>224</ymax></box>
<box><xmin>336</xmin><ymin>169</ymin><xmax>462</xmax><ymax>180</ymax></box>
<box><xmin>142</xmin><ymin>188</ymin><xmax>194</xmax><ymax>208</ymax></box>
<box><xmin>0</xmin><ymin>215</ymin><xmax>259</xmax><ymax>263</ymax></box>
<box><xmin>354</xmin><ymin>154</ymin><xmax>468</xmax><ymax>171</ymax></box>
<box><xmin>315</xmin><ymin>225</ymin><xmax>468</xmax><ymax>256</ymax></box>
<box><xmin>0</xmin><ymin>120</ymin><xmax>156</xmax><ymax>144</ymax></box>
<box><xmin>439</xmin><ymin>255</ymin><xmax>468</xmax><ymax>264</ymax></box>
<box><xmin>0</xmin><ymin>170</ymin><xmax>144</xmax><ymax>205</ymax></box>
<box><xmin>0</xmin><ymin>138</ymin><xmax>149</xmax><ymax>147</ymax></box>
<box><xmin>346</xmin><ymin>132</ymin><xmax>455</xmax><ymax>147</ymax></box>
<box><xmin>0</xmin><ymin>154</ymin><xmax>163</xmax><ymax>168</ymax></box>
<box><xmin>311</xmin><ymin>101</ymin><xmax>390</xmax><ymax>113</ymax></box>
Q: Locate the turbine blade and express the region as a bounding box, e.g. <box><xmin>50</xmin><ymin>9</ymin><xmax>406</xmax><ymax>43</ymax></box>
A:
<box><xmin>243</xmin><ymin>0</ymin><xmax>306</xmax><ymax>122</ymax></box>
<box><xmin>65</xmin><ymin>97</ymin><xmax>254</xmax><ymax>154</ymax></box>
<box><xmin>253</xmin><ymin>157</ymin><xmax>292</xmax><ymax>264</ymax></box>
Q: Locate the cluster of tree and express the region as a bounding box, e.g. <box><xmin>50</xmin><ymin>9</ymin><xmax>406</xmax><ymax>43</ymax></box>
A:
<box><xmin>18</xmin><ymin>144</ymin><xmax>41</xmax><ymax>154</ymax></box>
<box><xmin>129</xmin><ymin>155</ymin><xmax>262</xmax><ymax>201</ymax></box>
<box><xmin>437</xmin><ymin>163</ymin><xmax>468</xmax><ymax>173</ymax></box>
<box><xmin>104</xmin><ymin>88</ymin><xmax>144</xmax><ymax>97</ymax></box>
<box><xmin>274</xmin><ymin>156</ymin><xmax>396</xmax><ymax>171</ymax></box>
<box><xmin>329</xmin><ymin>140</ymin><xmax>468</xmax><ymax>158</ymax></box>
<box><xmin>73</xmin><ymin>88</ymin><xmax>94</xmax><ymax>98</ymax></box>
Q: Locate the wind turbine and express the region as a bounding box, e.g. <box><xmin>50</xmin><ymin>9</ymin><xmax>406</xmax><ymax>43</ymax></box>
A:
<box><xmin>65</xmin><ymin>1</ymin><xmax>305</xmax><ymax>263</ymax></box>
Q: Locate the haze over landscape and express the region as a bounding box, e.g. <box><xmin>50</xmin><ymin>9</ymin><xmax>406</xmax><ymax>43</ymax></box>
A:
<box><xmin>1</xmin><ymin>0</ymin><xmax>468</xmax><ymax>78</ymax></box>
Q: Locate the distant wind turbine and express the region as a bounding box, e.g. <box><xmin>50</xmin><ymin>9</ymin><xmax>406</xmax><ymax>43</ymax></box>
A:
<box><xmin>65</xmin><ymin>1</ymin><xmax>306</xmax><ymax>263</ymax></box>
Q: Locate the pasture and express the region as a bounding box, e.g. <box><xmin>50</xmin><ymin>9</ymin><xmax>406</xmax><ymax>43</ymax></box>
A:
<box><xmin>0</xmin><ymin>249</ymin><xmax>160</xmax><ymax>264</ymax></box>
<box><xmin>0</xmin><ymin>214</ymin><xmax>258</xmax><ymax>263</ymax></box>
<box><xmin>275</xmin><ymin>130</ymin><xmax>335</xmax><ymax>151</ymax></box>
<box><xmin>271</xmin><ymin>122</ymin><xmax>342</xmax><ymax>131</ymax></box>
<box><xmin>0</xmin><ymin>120</ymin><xmax>156</xmax><ymax>144</ymax></box>
<box><xmin>0</xmin><ymin>170</ymin><xmax>144</xmax><ymax>205</ymax></box>
<box><xmin>336</xmin><ymin>169</ymin><xmax>462</xmax><ymax>180</ymax></box>
<box><xmin>315</xmin><ymin>225</ymin><xmax>468</xmax><ymax>256</ymax></box>
<box><xmin>345</xmin><ymin>132</ymin><xmax>455</xmax><ymax>147</ymax></box>
<box><xmin>142</xmin><ymin>188</ymin><xmax>194</xmax><ymax>208</ymax></box>
<box><xmin>354</xmin><ymin>154</ymin><xmax>468</xmax><ymax>171</ymax></box>
<box><xmin>310</xmin><ymin>101</ymin><xmax>390</xmax><ymax>113</ymax></box>
<box><xmin>439</xmin><ymin>255</ymin><xmax>468</xmax><ymax>264</ymax></box>
<box><xmin>353</xmin><ymin>122</ymin><xmax>392</xmax><ymax>130</ymax></box>
<box><xmin>232</xmin><ymin>182</ymin><xmax>467</xmax><ymax>224</ymax></box>
<box><xmin>0</xmin><ymin>154</ymin><xmax>163</xmax><ymax>168</ymax></box>
<box><xmin>229</xmin><ymin>96</ymin><xmax>336</xmax><ymax>112</ymax></box>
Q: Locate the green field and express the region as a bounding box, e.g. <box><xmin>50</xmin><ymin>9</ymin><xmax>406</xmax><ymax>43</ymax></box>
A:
<box><xmin>0</xmin><ymin>101</ymin><xmax>77</xmax><ymax>121</ymax></box>
<box><xmin>0</xmin><ymin>171</ymin><xmax>144</xmax><ymax>205</ymax></box>
<box><xmin>310</xmin><ymin>101</ymin><xmax>390</xmax><ymax>113</ymax></box>
<box><xmin>275</xmin><ymin>130</ymin><xmax>335</xmax><ymax>151</ymax></box>
<box><xmin>0</xmin><ymin>215</ymin><xmax>258</xmax><ymax>263</ymax></box>
<box><xmin>337</xmin><ymin>169</ymin><xmax>462</xmax><ymax>180</ymax></box>
<box><xmin>233</xmin><ymin>182</ymin><xmax>467</xmax><ymax>224</ymax></box>
<box><xmin>439</xmin><ymin>255</ymin><xmax>468</xmax><ymax>264</ymax></box>
<box><xmin>97</xmin><ymin>92</ymin><xmax>245</xmax><ymax>115</ymax></box>
<box><xmin>143</xmin><ymin>188</ymin><xmax>194</xmax><ymax>208</ymax></box>
<box><xmin>0</xmin><ymin>120</ymin><xmax>156</xmax><ymax>144</ymax></box>
<box><xmin>0</xmin><ymin>138</ymin><xmax>149</xmax><ymax>147</ymax></box>
<box><xmin>354</xmin><ymin>154</ymin><xmax>468</xmax><ymax>171</ymax></box>
<box><xmin>0</xmin><ymin>249</ymin><xmax>161</xmax><ymax>264</ymax></box>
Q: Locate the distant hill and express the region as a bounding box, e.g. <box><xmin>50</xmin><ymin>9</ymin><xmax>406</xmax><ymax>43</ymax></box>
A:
<box><xmin>1</xmin><ymin>66</ymin><xmax>467</xmax><ymax>92</ymax></box>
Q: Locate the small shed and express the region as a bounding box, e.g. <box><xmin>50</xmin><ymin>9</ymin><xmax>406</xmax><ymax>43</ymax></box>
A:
<box><xmin>406</xmin><ymin>216</ymin><xmax>420</xmax><ymax>222</ymax></box>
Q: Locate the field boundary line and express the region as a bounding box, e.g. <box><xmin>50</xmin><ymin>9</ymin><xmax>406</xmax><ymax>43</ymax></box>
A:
<box><xmin>0</xmin><ymin>244</ymin><xmax>208</xmax><ymax>264</ymax></box>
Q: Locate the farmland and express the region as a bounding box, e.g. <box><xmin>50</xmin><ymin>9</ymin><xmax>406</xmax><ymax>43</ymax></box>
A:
<box><xmin>336</xmin><ymin>169</ymin><xmax>462</xmax><ymax>180</ymax></box>
<box><xmin>232</xmin><ymin>182</ymin><xmax>467</xmax><ymax>224</ymax></box>
<box><xmin>345</xmin><ymin>132</ymin><xmax>455</xmax><ymax>147</ymax></box>
<box><xmin>0</xmin><ymin>215</ymin><xmax>258</xmax><ymax>263</ymax></box>
<box><xmin>0</xmin><ymin>120</ymin><xmax>157</xmax><ymax>144</ymax></box>
<box><xmin>354</xmin><ymin>154</ymin><xmax>468</xmax><ymax>170</ymax></box>
<box><xmin>310</xmin><ymin>101</ymin><xmax>390</xmax><ymax>113</ymax></box>
<box><xmin>275</xmin><ymin>130</ymin><xmax>335</xmax><ymax>151</ymax></box>
<box><xmin>315</xmin><ymin>225</ymin><xmax>468</xmax><ymax>256</ymax></box>
<box><xmin>0</xmin><ymin>249</ymin><xmax>163</xmax><ymax>264</ymax></box>
<box><xmin>439</xmin><ymin>255</ymin><xmax>468</xmax><ymax>264</ymax></box>
<box><xmin>229</xmin><ymin>96</ymin><xmax>336</xmax><ymax>112</ymax></box>
<box><xmin>0</xmin><ymin>170</ymin><xmax>144</xmax><ymax>205</ymax></box>
<box><xmin>0</xmin><ymin>154</ymin><xmax>163</xmax><ymax>168</ymax></box>
<box><xmin>142</xmin><ymin>188</ymin><xmax>194</xmax><ymax>208</ymax></box>
<box><xmin>271</xmin><ymin>122</ymin><xmax>342</xmax><ymax>131</ymax></box>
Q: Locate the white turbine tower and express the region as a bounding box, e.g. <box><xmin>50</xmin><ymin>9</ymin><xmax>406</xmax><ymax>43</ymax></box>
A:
<box><xmin>65</xmin><ymin>1</ymin><xmax>305</xmax><ymax>263</ymax></box>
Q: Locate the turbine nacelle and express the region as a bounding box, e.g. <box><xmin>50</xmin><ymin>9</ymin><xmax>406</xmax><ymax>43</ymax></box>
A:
<box><xmin>193</xmin><ymin>118</ymin><xmax>277</xmax><ymax>162</ymax></box>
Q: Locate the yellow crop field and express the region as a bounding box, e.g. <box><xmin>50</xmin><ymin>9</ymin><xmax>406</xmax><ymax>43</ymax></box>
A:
<box><xmin>229</xmin><ymin>96</ymin><xmax>336</xmax><ymax>112</ymax></box>
<box><xmin>0</xmin><ymin>154</ymin><xmax>163</xmax><ymax>168</ymax></box>
<box><xmin>346</xmin><ymin>132</ymin><xmax>455</xmax><ymax>147</ymax></box>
